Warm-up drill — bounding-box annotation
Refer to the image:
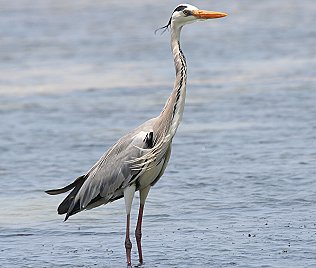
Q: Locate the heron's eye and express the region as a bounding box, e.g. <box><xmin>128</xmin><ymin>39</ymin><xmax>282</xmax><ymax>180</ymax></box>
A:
<box><xmin>183</xmin><ymin>10</ymin><xmax>191</xmax><ymax>16</ymax></box>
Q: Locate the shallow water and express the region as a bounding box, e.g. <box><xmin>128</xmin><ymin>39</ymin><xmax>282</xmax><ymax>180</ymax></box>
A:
<box><xmin>1</xmin><ymin>0</ymin><xmax>316</xmax><ymax>267</ymax></box>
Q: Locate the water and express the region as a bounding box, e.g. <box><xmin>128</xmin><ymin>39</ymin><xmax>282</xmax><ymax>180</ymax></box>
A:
<box><xmin>1</xmin><ymin>0</ymin><xmax>316</xmax><ymax>267</ymax></box>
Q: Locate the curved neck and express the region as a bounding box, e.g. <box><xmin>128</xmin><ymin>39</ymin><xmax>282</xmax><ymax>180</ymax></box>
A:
<box><xmin>158</xmin><ymin>23</ymin><xmax>187</xmax><ymax>139</ymax></box>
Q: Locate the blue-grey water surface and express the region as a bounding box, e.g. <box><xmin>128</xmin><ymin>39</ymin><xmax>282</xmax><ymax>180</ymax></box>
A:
<box><xmin>0</xmin><ymin>0</ymin><xmax>316</xmax><ymax>267</ymax></box>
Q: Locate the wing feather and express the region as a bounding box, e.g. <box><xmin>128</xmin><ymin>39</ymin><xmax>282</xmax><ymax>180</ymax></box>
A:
<box><xmin>72</xmin><ymin>119</ymin><xmax>156</xmax><ymax>211</ymax></box>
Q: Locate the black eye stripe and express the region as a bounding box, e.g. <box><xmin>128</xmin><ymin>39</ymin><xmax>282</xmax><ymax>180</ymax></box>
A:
<box><xmin>173</xmin><ymin>5</ymin><xmax>187</xmax><ymax>13</ymax></box>
<box><xmin>183</xmin><ymin>10</ymin><xmax>192</xmax><ymax>16</ymax></box>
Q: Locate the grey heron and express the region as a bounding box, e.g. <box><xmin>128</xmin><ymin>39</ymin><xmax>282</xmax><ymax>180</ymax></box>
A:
<box><xmin>46</xmin><ymin>4</ymin><xmax>227</xmax><ymax>266</ymax></box>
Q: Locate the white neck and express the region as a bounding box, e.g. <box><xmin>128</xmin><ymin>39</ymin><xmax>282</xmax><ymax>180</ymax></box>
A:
<box><xmin>159</xmin><ymin>23</ymin><xmax>187</xmax><ymax>140</ymax></box>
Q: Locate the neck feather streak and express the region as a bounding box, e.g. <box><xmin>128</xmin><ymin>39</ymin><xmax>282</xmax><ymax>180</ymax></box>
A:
<box><xmin>158</xmin><ymin>25</ymin><xmax>187</xmax><ymax>140</ymax></box>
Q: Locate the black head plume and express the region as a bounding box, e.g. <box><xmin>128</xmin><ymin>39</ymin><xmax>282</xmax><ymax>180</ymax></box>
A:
<box><xmin>173</xmin><ymin>5</ymin><xmax>187</xmax><ymax>12</ymax></box>
<box><xmin>154</xmin><ymin>5</ymin><xmax>188</xmax><ymax>35</ymax></box>
<box><xmin>155</xmin><ymin>17</ymin><xmax>171</xmax><ymax>35</ymax></box>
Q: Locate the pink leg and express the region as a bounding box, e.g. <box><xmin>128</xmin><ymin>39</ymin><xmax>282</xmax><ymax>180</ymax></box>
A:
<box><xmin>135</xmin><ymin>204</ymin><xmax>144</xmax><ymax>265</ymax></box>
<box><xmin>125</xmin><ymin>214</ymin><xmax>132</xmax><ymax>267</ymax></box>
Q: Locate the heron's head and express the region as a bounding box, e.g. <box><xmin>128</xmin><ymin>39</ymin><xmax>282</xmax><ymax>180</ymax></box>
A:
<box><xmin>159</xmin><ymin>4</ymin><xmax>227</xmax><ymax>32</ymax></box>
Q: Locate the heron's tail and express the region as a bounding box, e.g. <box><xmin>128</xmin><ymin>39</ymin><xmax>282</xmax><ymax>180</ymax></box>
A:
<box><xmin>45</xmin><ymin>175</ymin><xmax>86</xmax><ymax>195</ymax></box>
<box><xmin>45</xmin><ymin>175</ymin><xmax>87</xmax><ymax>217</ymax></box>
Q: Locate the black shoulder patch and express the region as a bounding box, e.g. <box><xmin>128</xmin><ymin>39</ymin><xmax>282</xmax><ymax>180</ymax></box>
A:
<box><xmin>173</xmin><ymin>5</ymin><xmax>187</xmax><ymax>13</ymax></box>
<box><xmin>144</xmin><ymin>132</ymin><xmax>154</xmax><ymax>148</ymax></box>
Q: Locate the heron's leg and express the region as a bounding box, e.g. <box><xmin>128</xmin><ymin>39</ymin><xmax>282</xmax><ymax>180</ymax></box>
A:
<box><xmin>135</xmin><ymin>186</ymin><xmax>150</xmax><ymax>265</ymax></box>
<box><xmin>125</xmin><ymin>214</ymin><xmax>132</xmax><ymax>266</ymax></box>
<box><xmin>124</xmin><ymin>184</ymin><xmax>136</xmax><ymax>267</ymax></box>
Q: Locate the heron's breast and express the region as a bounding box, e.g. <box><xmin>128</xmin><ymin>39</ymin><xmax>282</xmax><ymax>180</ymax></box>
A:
<box><xmin>138</xmin><ymin>159</ymin><xmax>165</xmax><ymax>189</ymax></box>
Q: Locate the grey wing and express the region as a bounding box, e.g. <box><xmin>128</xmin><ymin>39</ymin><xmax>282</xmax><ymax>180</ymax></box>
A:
<box><xmin>66</xmin><ymin>119</ymin><xmax>156</xmax><ymax>218</ymax></box>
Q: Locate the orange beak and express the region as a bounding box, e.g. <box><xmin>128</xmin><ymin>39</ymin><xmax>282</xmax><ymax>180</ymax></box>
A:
<box><xmin>192</xmin><ymin>10</ymin><xmax>228</xmax><ymax>19</ymax></box>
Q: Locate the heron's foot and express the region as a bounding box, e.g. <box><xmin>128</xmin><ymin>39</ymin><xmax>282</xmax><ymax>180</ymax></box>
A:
<box><xmin>134</xmin><ymin>262</ymin><xmax>144</xmax><ymax>268</ymax></box>
<box><xmin>125</xmin><ymin>238</ymin><xmax>132</xmax><ymax>267</ymax></box>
